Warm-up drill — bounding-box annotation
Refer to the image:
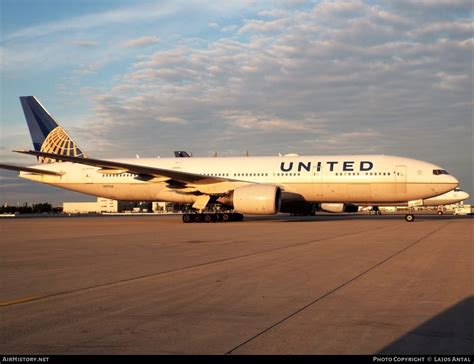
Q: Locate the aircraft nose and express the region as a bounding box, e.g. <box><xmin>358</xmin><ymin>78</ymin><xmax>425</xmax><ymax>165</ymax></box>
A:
<box><xmin>461</xmin><ymin>191</ymin><xmax>470</xmax><ymax>201</ymax></box>
<box><xmin>431</xmin><ymin>175</ymin><xmax>459</xmax><ymax>195</ymax></box>
<box><xmin>447</xmin><ymin>176</ymin><xmax>460</xmax><ymax>193</ymax></box>
<box><xmin>448</xmin><ymin>175</ymin><xmax>459</xmax><ymax>188</ymax></box>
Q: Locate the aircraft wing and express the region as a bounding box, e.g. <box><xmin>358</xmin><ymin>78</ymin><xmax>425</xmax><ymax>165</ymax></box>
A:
<box><xmin>0</xmin><ymin>163</ymin><xmax>64</xmax><ymax>176</ymax></box>
<box><xmin>14</xmin><ymin>150</ymin><xmax>229</xmax><ymax>185</ymax></box>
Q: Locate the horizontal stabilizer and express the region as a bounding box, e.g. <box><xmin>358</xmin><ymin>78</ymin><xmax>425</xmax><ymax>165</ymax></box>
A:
<box><xmin>0</xmin><ymin>163</ymin><xmax>64</xmax><ymax>176</ymax></box>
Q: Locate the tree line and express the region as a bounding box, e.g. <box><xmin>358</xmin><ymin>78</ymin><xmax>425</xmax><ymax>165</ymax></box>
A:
<box><xmin>0</xmin><ymin>203</ymin><xmax>62</xmax><ymax>214</ymax></box>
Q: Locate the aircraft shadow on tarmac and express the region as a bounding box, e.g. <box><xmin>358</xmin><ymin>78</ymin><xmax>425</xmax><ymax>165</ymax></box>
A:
<box><xmin>377</xmin><ymin>296</ymin><xmax>474</xmax><ymax>354</ymax></box>
<box><xmin>249</xmin><ymin>214</ymin><xmax>474</xmax><ymax>223</ymax></box>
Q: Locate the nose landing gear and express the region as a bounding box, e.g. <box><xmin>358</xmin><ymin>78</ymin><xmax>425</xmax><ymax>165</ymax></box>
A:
<box><xmin>405</xmin><ymin>207</ymin><xmax>415</xmax><ymax>222</ymax></box>
<box><xmin>405</xmin><ymin>213</ymin><xmax>415</xmax><ymax>222</ymax></box>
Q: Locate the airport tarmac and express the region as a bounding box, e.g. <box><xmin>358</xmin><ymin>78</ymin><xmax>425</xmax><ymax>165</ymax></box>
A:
<box><xmin>0</xmin><ymin>214</ymin><xmax>472</xmax><ymax>355</ymax></box>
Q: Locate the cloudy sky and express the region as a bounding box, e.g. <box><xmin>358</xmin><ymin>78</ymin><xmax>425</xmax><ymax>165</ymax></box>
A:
<box><xmin>0</xmin><ymin>0</ymin><xmax>472</xmax><ymax>205</ymax></box>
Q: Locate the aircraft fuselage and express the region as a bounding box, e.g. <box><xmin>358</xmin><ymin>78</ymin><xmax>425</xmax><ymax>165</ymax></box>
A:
<box><xmin>20</xmin><ymin>154</ymin><xmax>458</xmax><ymax>204</ymax></box>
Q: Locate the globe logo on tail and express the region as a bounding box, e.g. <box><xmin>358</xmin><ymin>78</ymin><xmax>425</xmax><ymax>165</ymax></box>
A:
<box><xmin>39</xmin><ymin>126</ymin><xmax>86</xmax><ymax>163</ymax></box>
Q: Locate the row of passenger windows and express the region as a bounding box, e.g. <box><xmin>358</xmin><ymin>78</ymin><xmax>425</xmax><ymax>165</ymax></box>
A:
<box><xmin>206</xmin><ymin>172</ymin><xmax>399</xmax><ymax>177</ymax></box>
<box><xmin>334</xmin><ymin>172</ymin><xmax>399</xmax><ymax>176</ymax></box>
<box><xmin>274</xmin><ymin>172</ymin><xmax>398</xmax><ymax>177</ymax></box>
<box><xmin>100</xmin><ymin>171</ymin><xmax>400</xmax><ymax>178</ymax></box>
<box><xmin>103</xmin><ymin>173</ymin><xmax>136</xmax><ymax>177</ymax></box>
<box><xmin>204</xmin><ymin>173</ymin><xmax>269</xmax><ymax>177</ymax></box>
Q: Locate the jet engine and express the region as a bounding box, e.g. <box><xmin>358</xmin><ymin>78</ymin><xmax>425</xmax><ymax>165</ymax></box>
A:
<box><xmin>218</xmin><ymin>185</ymin><xmax>281</xmax><ymax>214</ymax></box>
<box><xmin>319</xmin><ymin>203</ymin><xmax>358</xmax><ymax>213</ymax></box>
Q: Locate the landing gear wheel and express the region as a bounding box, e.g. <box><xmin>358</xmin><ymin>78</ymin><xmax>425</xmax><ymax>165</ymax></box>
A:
<box><xmin>405</xmin><ymin>214</ymin><xmax>415</xmax><ymax>222</ymax></box>
<box><xmin>204</xmin><ymin>214</ymin><xmax>213</xmax><ymax>223</ymax></box>
<box><xmin>182</xmin><ymin>214</ymin><xmax>192</xmax><ymax>223</ymax></box>
<box><xmin>222</xmin><ymin>213</ymin><xmax>231</xmax><ymax>222</ymax></box>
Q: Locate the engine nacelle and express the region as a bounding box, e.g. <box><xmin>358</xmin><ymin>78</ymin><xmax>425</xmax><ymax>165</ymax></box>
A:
<box><xmin>220</xmin><ymin>185</ymin><xmax>281</xmax><ymax>215</ymax></box>
<box><xmin>319</xmin><ymin>203</ymin><xmax>358</xmax><ymax>213</ymax></box>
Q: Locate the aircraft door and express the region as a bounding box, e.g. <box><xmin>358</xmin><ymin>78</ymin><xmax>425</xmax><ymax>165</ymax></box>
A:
<box><xmin>312</xmin><ymin>162</ymin><xmax>323</xmax><ymax>200</ymax></box>
<box><xmin>395</xmin><ymin>165</ymin><xmax>407</xmax><ymax>194</ymax></box>
<box><xmin>84</xmin><ymin>168</ymin><xmax>94</xmax><ymax>184</ymax></box>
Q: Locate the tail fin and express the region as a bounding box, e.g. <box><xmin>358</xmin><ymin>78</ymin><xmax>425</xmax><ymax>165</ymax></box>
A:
<box><xmin>20</xmin><ymin>96</ymin><xmax>86</xmax><ymax>163</ymax></box>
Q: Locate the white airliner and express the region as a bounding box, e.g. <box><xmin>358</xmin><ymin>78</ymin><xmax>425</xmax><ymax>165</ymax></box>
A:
<box><xmin>361</xmin><ymin>187</ymin><xmax>470</xmax><ymax>215</ymax></box>
<box><xmin>424</xmin><ymin>187</ymin><xmax>469</xmax><ymax>208</ymax></box>
<box><xmin>0</xmin><ymin>97</ymin><xmax>459</xmax><ymax>222</ymax></box>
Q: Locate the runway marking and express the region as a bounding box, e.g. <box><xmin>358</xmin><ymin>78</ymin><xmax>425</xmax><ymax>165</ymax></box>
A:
<box><xmin>0</xmin><ymin>223</ymin><xmax>399</xmax><ymax>309</ymax></box>
<box><xmin>0</xmin><ymin>295</ymin><xmax>44</xmax><ymax>307</ymax></box>
<box><xmin>225</xmin><ymin>221</ymin><xmax>452</xmax><ymax>355</ymax></box>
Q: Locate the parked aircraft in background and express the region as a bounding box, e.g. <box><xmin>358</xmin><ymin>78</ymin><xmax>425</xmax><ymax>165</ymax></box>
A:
<box><xmin>0</xmin><ymin>96</ymin><xmax>460</xmax><ymax>223</ymax></box>
<box><xmin>361</xmin><ymin>187</ymin><xmax>469</xmax><ymax>215</ymax></box>
<box><xmin>425</xmin><ymin>187</ymin><xmax>470</xmax><ymax>212</ymax></box>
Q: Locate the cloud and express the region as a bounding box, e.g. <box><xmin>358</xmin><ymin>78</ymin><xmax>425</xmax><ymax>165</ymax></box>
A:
<box><xmin>434</xmin><ymin>72</ymin><xmax>470</xmax><ymax>90</ymax></box>
<box><xmin>1</xmin><ymin>0</ymin><xmax>472</xmax><ymax>201</ymax></box>
<box><xmin>302</xmin><ymin>130</ymin><xmax>384</xmax><ymax>154</ymax></box>
<box><xmin>3</xmin><ymin>3</ymin><xmax>178</xmax><ymax>42</ymax></box>
<box><xmin>238</xmin><ymin>18</ymin><xmax>290</xmax><ymax>34</ymax></box>
<box><xmin>324</xmin><ymin>130</ymin><xmax>382</xmax><ymax>145</ymax></box>
<box><xmin>387</xmin><ymin>0</ymin><xmax>473</xmax><ymax>20</ymax></box>
<box><xmin>159</xmin><ymin>116</ymin><xmax>186</xmax><ymax>124</ymax></box>
<box><xmin>72</xmin><ymin>59</ymin><xmax>111</xmax><ymax>75</ymax></box>
<box><xmin>281</xmin><ymin>0</ymin><xmax>310</xmax><ymax>8</ymax></box>
<box><xmin>257</xmin><ymin>9</ymin><xmax>289</xmax><ymax>18</ymax></box>
<box><xmin>221</xmin><ymin>24</ymin><xmax>239</xmax><ymax>32</ymax></box>
<box><xmin>123</xmin><ymin>36</ymin><xmax>160</xmax><ymax>48</ymax></box>
<box><xmin>78</xmin><ymin>0</ymin><xmax>470</xmax><ymax>164</ymax></box>
<box><xmin>218</xmin><ymin>110</ymin><xmax>310</xmax><ymax>131</ymax></box>
<box><xmin>1</xmin><ymin>1</ymin><xmax>259</xmax><ymax>75</ymax></box>
<box><xmin>69</xmin><ymin>40</ymin><xmax>99</xmax><ymax>48</ymax></box>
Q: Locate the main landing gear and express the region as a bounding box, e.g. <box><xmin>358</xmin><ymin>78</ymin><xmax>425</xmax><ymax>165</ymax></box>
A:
<box><xmin>371</xmin><ymin>206</ymin><xmax>382</xmax><ymax>215</ymax></box>
<box><xmin>182</xmin><ymin>213</ymin><xmax>244</xmax><ymax>223</ymax></box>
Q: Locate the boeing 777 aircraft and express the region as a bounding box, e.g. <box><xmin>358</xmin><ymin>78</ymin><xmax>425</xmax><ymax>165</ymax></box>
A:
<box><xmin>0</xmin><ymin>96</ymin><xmax>459</xmax><ymax>223</ymax></box>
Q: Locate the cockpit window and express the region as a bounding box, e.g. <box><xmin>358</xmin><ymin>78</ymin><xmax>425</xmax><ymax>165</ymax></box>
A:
<box><xmin>433</xmin><ymin>169</ymin><xmax>449</xmax><ymax>175</ymax></box>
<box><xmin>454</xmin><ymin>187</ymin><xmax>462</xmax><ymax>192</ymax></box>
